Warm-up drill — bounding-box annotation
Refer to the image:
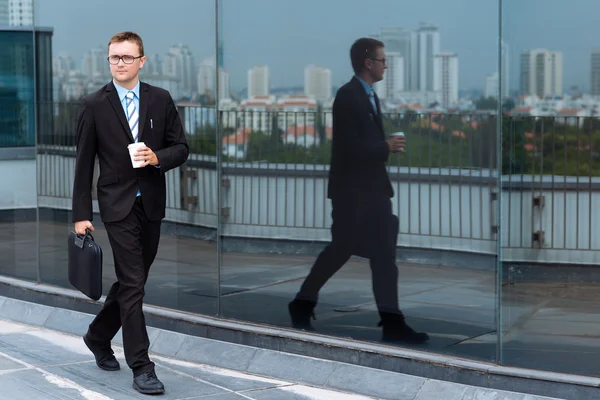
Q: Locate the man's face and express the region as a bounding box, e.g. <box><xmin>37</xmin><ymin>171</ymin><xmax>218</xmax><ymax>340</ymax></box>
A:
<box><xmin>366</xmin><ymin>47</ymin><xmax>387</xmax><ymax>83</ymax></box>
<box><xmin>108</xmin><ymin>40</ymin><xmax>146</xmax><ymax>85</ymax></box>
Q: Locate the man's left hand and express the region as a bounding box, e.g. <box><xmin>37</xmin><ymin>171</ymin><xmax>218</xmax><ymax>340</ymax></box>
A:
<box><xmin>135</xmin><ymin>146</ymin><xmax>160</xmax><ymax>167</ymax></box>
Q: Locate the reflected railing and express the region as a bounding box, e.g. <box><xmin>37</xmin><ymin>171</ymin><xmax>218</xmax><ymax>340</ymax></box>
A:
<box><xmin>32</xmin><ymin>102</ymin><xmax>600</xmax><ymax>263</ymax></box>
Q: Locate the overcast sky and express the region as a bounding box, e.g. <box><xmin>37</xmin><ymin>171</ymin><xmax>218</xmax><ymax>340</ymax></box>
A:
<box><xmin>35</xmin><ymin>0</ymin><xmax>600</xmax><ymax>93</ymax></box>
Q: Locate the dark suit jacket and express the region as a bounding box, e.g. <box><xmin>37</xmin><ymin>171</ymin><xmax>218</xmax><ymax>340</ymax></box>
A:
<box><xmin>72</xmin><ymin>81</ymin><xmax>189</xmax><ymax>223</ymax></box>
<box><xmin>327</xmin><ymin>76</ymin><xmax>393</xmax><ymax>201</ymax></box>
<box><xmin>326</xmin><ymin>77</ymin><xmax>397</xmax><ymax>258</ymax></box>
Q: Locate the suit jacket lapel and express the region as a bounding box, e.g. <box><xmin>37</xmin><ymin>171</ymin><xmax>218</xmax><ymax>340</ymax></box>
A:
<box><xmin>137</xmin><ymin>82</ymin><xmax>149</xmax><ymax>142</ymax></box>
<box><xmin>351</xmin><ymin>77</ymin><xmax>385</xmax><ymax>136</ymax></box>
<box><xmin>106</xmin><ymin>82</ymin><xmax>135</xmax><ymax>142</ymax></box>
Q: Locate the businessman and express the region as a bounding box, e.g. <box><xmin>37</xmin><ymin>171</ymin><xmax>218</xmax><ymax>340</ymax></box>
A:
<box><xmin>288</xmin><ymin>38</ymin><xmax>429</xmax><ymax>345</ymax></box>
<box><xmin>72</xmin><ymin>31</ymin><xmax>189</xmax><ymax>395</ymax></box>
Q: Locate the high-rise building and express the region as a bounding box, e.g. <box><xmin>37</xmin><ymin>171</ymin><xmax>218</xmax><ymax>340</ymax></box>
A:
<box><xmin>520</xmin><ymin>49</ymin><xmax>563</xmax><ymax>97</ymax></box>
<box><xmin>82</xmin><ymin>47</ymin><xmax>107</xmax><ymax>80</ymax></box>
<box><xmin>483</xmin><ymin>41</ymin><xmax>509</xmax><ymax>99</ymax></box>
<box><xmin>591</xmin><ymin>51</ymin><xmax>600</xmax><ymax>97</ymax></box>
<box><xmin>416</xmin><ymin>23</ymin><xmax>441</xmax><ymax>93</ymax></box>
<box><xmin>218</xmin><ymin>68</ymin><xmax>230</xmax><ymax>99</ymax></box>
<box><xmin>197</xmin><ymin>56</ymin><xmax>216</xmax><ymax>97</ymax></box>
<box><xmin>304</xmin><ymin>65</ymin><xmax>332</xmax><ymax>101</ymax></box>
<box><xmin>145</xmin><ymin>54</ymin><xmax>163</xmax><ymax>76</ymax></box>
<box><xmin>53</xmin><ymin>52</ymin><xmax>75</xmax><ymax>78</ymax></box>
<box><xmin>434</xmin><ymin>52</ymin><xmax>459</xmax><ymax>108</ymax></box>
<box><xmin>374</xmin><ymin>52</ymin><xmax>403</xmax><ymax>101</ymax></box>
<box><xmin>197</xmin><ymin>56</ymin><xmax>230</xmax><ymax>100</ymax></box>
<box><xmin>247</xmin><ymin>65</ymin><xmax>269</xmax><ymax>98</ymax></box>
<box><xmin>163</xmin><ymin>44</ymin><xmax>197</xmax><ymax>99</ymax></box>
<box><xmin>371</xmin><ymin>27</ymin><xmax>416</xmax><ymax>91</ymax></box>
<box><xmin>0</xmin><ymin>0</ymin><xmax>8</xmax><ymax>25</ymax></box>
<box><xmin>485</xmin><ymin>72</ymin><xmax>499</xmax><ymax>98</ymax></box>
<box><xmin>8</xmin><ymin>0</ymin><xmax>34</xmax><ymax>26</ymax></box>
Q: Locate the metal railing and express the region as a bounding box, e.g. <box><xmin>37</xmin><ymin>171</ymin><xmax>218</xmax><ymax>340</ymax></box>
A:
<box><xmin>27</xmin><ymin>103</ymin><xmax>600</xmax><ymax>261</ymax></box>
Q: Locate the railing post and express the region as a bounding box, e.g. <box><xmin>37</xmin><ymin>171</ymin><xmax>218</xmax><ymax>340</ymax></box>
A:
<box><xmin>179</xmin><ymin>162</ymin><xmax>198</xmax><ymax>210</ymax></box>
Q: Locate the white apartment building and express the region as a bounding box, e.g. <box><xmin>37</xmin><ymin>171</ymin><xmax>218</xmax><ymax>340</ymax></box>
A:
<box><xmin>239</xmin><ymin>95</ymin><xmax>275</xmax><ymax>132</ymax></box>
<box><xmin>416</xmin><ymin>23</ymin><xmax>441</xmax><ymax>93</ymax></box>
<box><xmin>374</xmin><ymin>52</ymin><xmax>404</xmax><ymax>101</ymax></box>
<box><xmin>0</xmin><ymin>0</ymin><xmax>8</xmax><ymax>25</ymax></box>
<box><xmin>434</xmin><ymin>52</ymin><xmax>459</xmax><ymax>108</ymax></box>
<box><xmin>8</xmin><ymin>0</ymin><xmax>34</xmax><ymax>26</ymax></box>
<box><xmin>304</xmin><ymin>65</ymin><xmax>332</xmax><ymax>101</ymax></box>
<box><xmin>248</xmin><ymin>65</ymin><xmax>269</xmax><ymax>98</ymax></box>
<box><xmin>163</xmin><ymin>44</ymin><xmax>197</xmax><ymax>99</ymax></box>
<box><xmin>219</xmin><ymin>97</ymin><xmax>239</xmax><ymax>129</ymax></box>
<box><xmin>82</xmin><ymin>47</ymin><xmax>107</xmax><ymax>80</ymax></box>
<box><xmin>145</xmin><ymin>54</ymin><xmax>163</xmax><ymax>76</ymax></box>
<box><xmin>520</xmin><ymin>49</ymin><xmax>563</xmax><ymax>97</ymax></box>
<box><xmin>60</xmin><ymin>71</ymin><xmax>87</xmax><ymax>101</ymax></box>
<box><xmin>197</xmin><ymin>56</ymin><xmax>231</xmax><ymax>100</ymax></box>
<box><xmin>53</xmin><ymin>53</ymin><xmax>75</xmax><ymax>78</ymax></box>
<box><xmin>485</xmin><ymin>72</ymin><xmax>499</xmax><ymax>98</ymax></box>
<box><xmin>371</xmin><ymin>27</ymin><xmax>417</xmax><ymax>91</ymax></box>
<box><xmin>276</xmin><ymin>95</ymin><xmax>317</xmax><ymax>132</ymax></box>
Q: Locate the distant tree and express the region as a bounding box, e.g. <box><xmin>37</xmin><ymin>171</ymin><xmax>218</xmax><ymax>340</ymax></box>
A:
<box><xmin>475</xmin><ymin>96</ymin><xmax>498</xmax><ymax>110</ymax></box>
<box><xmin>502</xmin><ymin>98</ymin><xmax>516</xmax><ymax>112</ymax></box>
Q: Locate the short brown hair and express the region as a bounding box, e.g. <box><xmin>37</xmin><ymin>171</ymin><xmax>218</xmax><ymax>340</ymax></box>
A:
<box><xmin>350</xmin><ymin>38</ymin><xmax>384</xmax><ymax>74</ymax></box>
<box><xmin>108</xmin><ymin>31</ymin><xmax>145</xmax><ymax>56</ymax></box>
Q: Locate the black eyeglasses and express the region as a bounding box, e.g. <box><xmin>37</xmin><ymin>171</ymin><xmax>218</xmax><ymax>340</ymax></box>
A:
<box><xmin>107</xmin><ymin>55</ymin><xmax>143</xmax><ymax>65</ymax></box>
<box><xmin>369</xmin><ymin>58</ymin><xmax>387</xmax><ymax>65</ymax></box>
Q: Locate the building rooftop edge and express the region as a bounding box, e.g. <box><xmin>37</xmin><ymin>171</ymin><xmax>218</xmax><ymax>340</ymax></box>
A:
<box><xmin>0</xmin><ymin>25</ymin><xmax>54</xmax><ymax>33</ymax></box>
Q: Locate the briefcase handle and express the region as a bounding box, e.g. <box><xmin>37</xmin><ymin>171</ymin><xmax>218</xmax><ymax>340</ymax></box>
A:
<box><xmin>74</xmin><ymin>228</ymin><xmax>96</xmax><ymax>249</ymax></box>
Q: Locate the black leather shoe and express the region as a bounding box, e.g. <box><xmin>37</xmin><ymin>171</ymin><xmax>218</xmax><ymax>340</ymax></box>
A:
<box><xmin>288</xmin><ymin>298</ymin><xmax>317</xmax><ymax>331</ymax></box>
<box><xmin>83</xmin><ymin>334</ymin><xmax>120</xmax><ymax>371</ymax></box>
<box><xmin>133</xmin><ymin>371</ymin><xmax>165</xmax><ymax>395</ymax></box>
<box><xmin>378</xmin><ymin>313</ymin><xmax>429</xmax><ymax>344</ymax></box>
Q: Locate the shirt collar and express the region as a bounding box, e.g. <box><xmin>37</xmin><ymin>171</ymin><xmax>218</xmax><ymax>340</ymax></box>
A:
<box><xmin>113</xmin><ymin>80</ymin><xmax>140</xmax><ymax>101</ymax></box>
<box><xmin>355</xmin><ymin>75</ymin><xmax>374</xmax><ymax>96</ymax></box>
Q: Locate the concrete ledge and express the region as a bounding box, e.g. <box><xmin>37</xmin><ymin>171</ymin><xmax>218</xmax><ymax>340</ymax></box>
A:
<box><xmin>0</xmin><ymin>147</ymin><xmax>36</xmax><ymax>160</ymax></box>
<box><xmin>0</xmin><ymin>276</ymin><xmax>594</xmax><ymax>399</ymax></box>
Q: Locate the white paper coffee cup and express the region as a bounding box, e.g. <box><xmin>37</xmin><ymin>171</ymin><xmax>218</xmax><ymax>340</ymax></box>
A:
<box><xmin>128</xmin><ymin>142</ymin><xmax>145</xmax><ymax>168</ymax></box>
<box><xmin>390</xmin><ymin>132</ymin><xmax>405</xmax><ymax>137</ymax></box>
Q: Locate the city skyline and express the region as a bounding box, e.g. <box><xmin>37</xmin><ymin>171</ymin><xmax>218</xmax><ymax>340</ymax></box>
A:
<box><xmin>51</xmin><ymin>36</ymin><xmax>600</xmax><ymax>115</ymax></box>
<box><xmin>32</xmin><ymin>0</ymin><xmax>600</xmax><ymax>94</ymax></box>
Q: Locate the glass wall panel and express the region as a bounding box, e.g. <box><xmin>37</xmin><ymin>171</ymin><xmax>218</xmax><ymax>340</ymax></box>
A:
<box><xmin>501</xmin><ymin>0</ymin><xmax>600</xmax><ymax>376</ymax></box>
<box><xmin>218</xmin><ymin>0</ymin><xmax>500</xmax><ymax>360</ymax></box>
<box><xmin>36</xmin><ymin>0</ymin><xmax>218</xmax><ymax>316</ymax></box>
<box><xmin>0</xmin><ymin>22</ymin><xmax>39</xmax><ymax>281</ymax></box>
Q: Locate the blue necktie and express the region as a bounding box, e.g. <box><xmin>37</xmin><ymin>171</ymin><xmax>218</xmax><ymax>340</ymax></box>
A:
<box><xmin>369</xmin><ymin>91</ymin><xmax>378</xmax><ymax>114</ymax></box>
<box><xmin>125</xmin><ymin>91</ymin><xmax>139</xmax><ymax>142</ymax></box>
<box><xmin>126</xmin><ymin>91</ymin><xmax>141</xmax><ymax>197</ymax></box>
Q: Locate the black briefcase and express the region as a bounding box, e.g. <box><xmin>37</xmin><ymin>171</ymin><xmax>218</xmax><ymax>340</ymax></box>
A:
<box><xmin>68</xmin><ymin>229</ymin><xmax>103</xmax><ymax>301</ymax></box>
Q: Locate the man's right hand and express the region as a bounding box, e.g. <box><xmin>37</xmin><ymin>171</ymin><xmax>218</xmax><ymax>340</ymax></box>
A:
<box><xmin>75</xmin><ymin>220</ymin><xmax>94</xmax><ymax>235</ymax></box>
<box><xmin>387</xmin><ymin>136</ymin><xmax>406</xmax><ymax>153</ymax></box>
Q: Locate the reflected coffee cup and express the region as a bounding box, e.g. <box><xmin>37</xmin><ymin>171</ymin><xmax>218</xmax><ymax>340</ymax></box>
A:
<box><xmin>128</xmin><ymin>142</ymin><xmax>146</xmax><ymax>168</ymax></box>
